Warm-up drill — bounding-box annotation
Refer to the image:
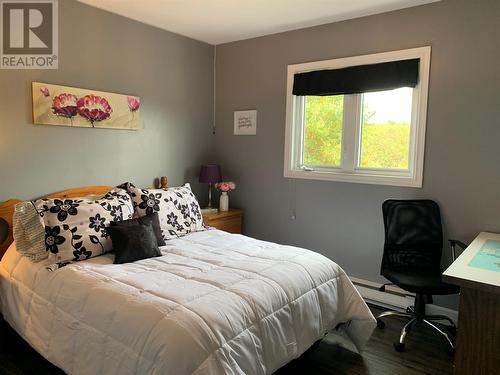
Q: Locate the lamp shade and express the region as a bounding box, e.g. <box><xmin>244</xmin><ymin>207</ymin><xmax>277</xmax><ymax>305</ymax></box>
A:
<box><xmin>199</xmin><ymin>164</ymin><xmax>222</xmax><ymax>183</ymax></box>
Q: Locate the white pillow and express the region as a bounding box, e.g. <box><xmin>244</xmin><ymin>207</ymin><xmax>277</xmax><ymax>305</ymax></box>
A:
<box><xmin>13</xmin><ymin>201</ymin><xmax>47</xmax><ymax>262</ymax></box>
<box><xmin>33</xmin><ymin>188</ymin><xmax>134</xmax><ymax>269</ymax></box>
<box><xmin>119</xmin><ymin>182</ymin><xmax>205</xmax><ymax>240</ymax></box>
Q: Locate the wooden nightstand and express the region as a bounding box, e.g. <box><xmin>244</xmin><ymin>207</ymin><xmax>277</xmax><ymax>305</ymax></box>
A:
<box><xmin>203</xmin><ymin>209</ymin><xmax>242</xmax><ymax>234</ymax></box>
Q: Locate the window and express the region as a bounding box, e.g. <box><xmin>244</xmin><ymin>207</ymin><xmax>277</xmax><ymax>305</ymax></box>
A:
<box><xmin>284</xmin><ymin>47</ymin><xmax>430</xmax><ymax>187</ymax></box>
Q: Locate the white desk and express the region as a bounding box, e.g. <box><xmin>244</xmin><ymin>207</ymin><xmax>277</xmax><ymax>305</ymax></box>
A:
<box><xmin>443</xmin><ymin>231</ymin><xmax>500</xmax><ymax>290</ymax></box>
<box><xmin>443</xmin><ymin>232</ymin><xmax>500</xmax><ymax>375</ymax></box>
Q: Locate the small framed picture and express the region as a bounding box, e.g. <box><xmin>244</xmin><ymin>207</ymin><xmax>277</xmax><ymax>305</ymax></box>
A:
<box><xmin>234</xmin><ymin>110</ymin><xmax>257</xmax><ymax>135</ymax></box>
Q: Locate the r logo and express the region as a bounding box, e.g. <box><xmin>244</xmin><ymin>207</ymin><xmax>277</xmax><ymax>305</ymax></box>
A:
<box><xmin>1</xmin><ymin>0</ymin><xmax>58</xmax><ymax>69</ymax></box>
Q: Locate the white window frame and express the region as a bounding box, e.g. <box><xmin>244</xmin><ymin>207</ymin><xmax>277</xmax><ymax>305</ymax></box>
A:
<box><xmin>284</xmin><ymin>47</ymin><xmax>431</xmax><ymax>187</ymax></box>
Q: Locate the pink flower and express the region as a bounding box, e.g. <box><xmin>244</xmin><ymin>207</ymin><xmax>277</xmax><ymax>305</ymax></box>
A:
<box><xmin>52</xmin><ymin>93</ymin><xmax>78</xmax><ymax>119</ymax></box>
<box><xmin>216</xmin><ymin>181</ymin><xmax>236</xmax><ymax>192</ymax></box>
<box><xmin>40</xmin><ymin>87</ymin><xmax>50</xmax><ymax>97</ymax></box>
<box><xmin>77</xmin><ymin>94</ymin><xmax>113</xmax><ymax>127</ymax></box>
<box><xmin>127</xmin><ymin>96</ymin><xmax>140</xmax><ymax>112</ymax></box>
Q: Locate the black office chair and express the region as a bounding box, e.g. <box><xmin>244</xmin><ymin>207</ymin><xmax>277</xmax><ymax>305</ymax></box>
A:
<box><xmin>376</xmin><ymin>199</ymin><xmax>466</xmax><ymax>353</ymax></box>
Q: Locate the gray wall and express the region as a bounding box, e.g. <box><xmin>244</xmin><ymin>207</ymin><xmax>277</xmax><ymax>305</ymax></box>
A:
<box><xmin>0</xmin><ymin>0</ymin><xmax>214</xmax><ymax>201</ymax></box>
<box><xmin>214</xmin><ymin>0</ymin><xmax>500</xmax><ymax>309</ymax></box>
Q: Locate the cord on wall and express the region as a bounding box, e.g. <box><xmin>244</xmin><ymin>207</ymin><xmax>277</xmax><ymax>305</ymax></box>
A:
<box><xmin>212</xmin><ymin>45</ymin><xmax>216</xmax><ymax>135</ymax></box>
<box><xmin>288</xmin><ymin>179</ymin><xmax>297</xmax><ymax>220</ymax></box>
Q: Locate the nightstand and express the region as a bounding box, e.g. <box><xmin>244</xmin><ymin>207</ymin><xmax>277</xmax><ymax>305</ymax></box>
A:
<box><xmin>203</xmin><ymin>209</ymin><xmax>242</xmax><ymax>234</ymax></box>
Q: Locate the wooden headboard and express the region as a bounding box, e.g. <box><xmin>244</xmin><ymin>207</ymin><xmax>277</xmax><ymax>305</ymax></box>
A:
<box><xmin>0</xmin><ymin>186</ymin><xmax>112</xmax><ymax>259</ymax></box>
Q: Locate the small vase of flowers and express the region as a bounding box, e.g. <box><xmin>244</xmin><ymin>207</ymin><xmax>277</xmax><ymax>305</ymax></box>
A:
<box><xmin>215</xmin><ymin>182</ymin><xmax>236</xmax><ymax>212</ymax></box>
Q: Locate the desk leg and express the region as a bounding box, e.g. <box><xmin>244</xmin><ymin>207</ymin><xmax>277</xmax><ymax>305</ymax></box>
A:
<box><xmin>454</xmin><ymin>287</ymin><xmax>500</xmax><ymax>375</ymax></box>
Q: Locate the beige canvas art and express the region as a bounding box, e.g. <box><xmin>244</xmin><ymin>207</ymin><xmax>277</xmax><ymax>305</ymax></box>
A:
<box><xmin>32</xmin><ymin>82</ymin><xmax>141</xmax><ymax>130</ymax></box>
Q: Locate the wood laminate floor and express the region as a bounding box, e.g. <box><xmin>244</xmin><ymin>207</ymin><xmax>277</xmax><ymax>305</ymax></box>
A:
<box><xmin>0</xmin><ymin>305</ymin><xmax>454</xmax><ymax>375</ymax></box>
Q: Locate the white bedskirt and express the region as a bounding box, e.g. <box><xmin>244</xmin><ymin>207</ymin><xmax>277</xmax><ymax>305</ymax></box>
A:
<box><xmin>0</xmin><ymin>229</ymin><xmax>375</xmax><ymax>374</ymax></box>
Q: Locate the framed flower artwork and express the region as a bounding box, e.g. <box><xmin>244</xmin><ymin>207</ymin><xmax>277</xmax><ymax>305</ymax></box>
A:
<box><xmin>32</xmin><ymin>82</ymin><xmax>141</xmax><ymax>130</ymax></box>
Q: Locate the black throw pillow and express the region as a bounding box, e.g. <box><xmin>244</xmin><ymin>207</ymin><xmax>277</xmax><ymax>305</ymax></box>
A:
<box><xmin>107</xmin><ymin>222</ymin><xmax>161</xmax><ymax>264</ymax></box>
<box><xmin>110</xmin><ymin>212</ymin><xmax>166</xmax><ymax>246</ymax></box>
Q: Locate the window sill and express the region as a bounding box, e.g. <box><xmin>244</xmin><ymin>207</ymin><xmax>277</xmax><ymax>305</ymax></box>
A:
<box><xmin>284</xmin><ymin>168</ymin><xmax>422</xmax><ymax>188</ymax></box>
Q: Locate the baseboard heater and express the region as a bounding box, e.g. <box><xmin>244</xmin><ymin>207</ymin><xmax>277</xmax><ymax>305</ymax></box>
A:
<box><xmin>349</xmin><ymin>276</ymin><xmax>415</xmax><ymax>311</ymax></box>
<box><xmin>349</xmin><ymin>276</ymin><xmax>458</xmax><ymax>324</ymax></box>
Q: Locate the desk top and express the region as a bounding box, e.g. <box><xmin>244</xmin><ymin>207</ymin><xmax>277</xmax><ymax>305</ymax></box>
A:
<box><xmin>443</xmin><ymin>232</ymin><xmax>500</xmax><ymax>292</ymax></box>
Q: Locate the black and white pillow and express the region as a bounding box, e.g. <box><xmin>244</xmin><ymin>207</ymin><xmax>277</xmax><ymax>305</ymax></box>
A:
<box><xmin>33</xmin><ymin>188</ymin><xmax>134</xmax><ymax>269</ymax></box>
<box><xmin>118</xmin><ymin>182</ymin><xmax>205</xmax><ymax>240</ymax></box>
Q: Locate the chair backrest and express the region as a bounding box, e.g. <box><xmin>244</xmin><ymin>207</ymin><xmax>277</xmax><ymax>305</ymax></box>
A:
<box><xmin>381</xmin><ymin>199</ymin><xmax>443</xmax><ymax>273</ymax></box>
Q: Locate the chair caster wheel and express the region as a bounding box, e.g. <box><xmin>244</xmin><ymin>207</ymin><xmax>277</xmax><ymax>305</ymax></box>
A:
<box><xmin>376</xmin><ymin>319</ymin><xmax>385</xmax><ymax>329</ymax></box>
<box><xmin>394</xmin><ymin>342</ymin><xmax>405</xmax><ymax>352</ymax></box>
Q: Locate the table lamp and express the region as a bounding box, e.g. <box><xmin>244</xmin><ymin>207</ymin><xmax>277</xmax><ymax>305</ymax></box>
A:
<box><xmin>199</xmin><ymin>164</ymin><xmax>222</xmax><ymax>214</ymax></box>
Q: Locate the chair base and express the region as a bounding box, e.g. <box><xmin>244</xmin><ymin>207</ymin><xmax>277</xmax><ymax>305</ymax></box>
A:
<box><xmin>376</xmin><ymin>294</ymin><xmax>456</xmax><ymax>353</ymax></box>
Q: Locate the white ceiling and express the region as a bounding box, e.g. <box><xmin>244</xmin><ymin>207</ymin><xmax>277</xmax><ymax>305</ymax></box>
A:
<box><xmin>78</xmin><ymin>0</ymin><xmax>439</xmax><ymax>45</ymax></box>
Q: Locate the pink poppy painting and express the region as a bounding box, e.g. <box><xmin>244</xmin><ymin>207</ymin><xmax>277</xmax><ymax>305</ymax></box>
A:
<box><xmin>32</xmin><ymin>82</ymin><xmax>141</xmax><ymax>130</ymax></box>
<box><xmin>127</xmin><ymin>96</ymin><xmax>140</xmax><ymax>112</ymax></box>
<box><xmin>52</xmin><ymin>93</ymin><xmax>78</xmax><ymax>119</ymax></box>
<box><xmin>40</xmin><ymin>86</ymin><xmax>50</xmax><ymax>97</ymax></box>
<box><xmin>77</xmin><ymin>95</ymin><xmax>113</xmax><ymax>127</ymax></box>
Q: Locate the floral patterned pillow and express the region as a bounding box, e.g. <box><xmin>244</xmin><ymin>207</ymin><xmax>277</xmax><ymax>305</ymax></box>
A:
<box><xmin>33</xmin><ymin>188</ymin><xmax>134</xmax><ymax>269</ymax></box>
<box><xmin>118</xmin><ymin>182</ymin><xmax>205</xmax><ymax>240</ymax></box>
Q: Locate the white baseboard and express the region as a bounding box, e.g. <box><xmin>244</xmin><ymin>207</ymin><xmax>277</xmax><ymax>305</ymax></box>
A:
<box><xmin>349</xmin><ymin>276</ymin><xmax>458</xmax><ymax>325</ymax></box>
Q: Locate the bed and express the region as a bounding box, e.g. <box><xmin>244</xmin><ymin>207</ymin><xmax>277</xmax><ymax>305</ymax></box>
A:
<box><xmin>0</xmin><ymin>186</ymin><xmax>375</xmax><ymax>375</ymax></box>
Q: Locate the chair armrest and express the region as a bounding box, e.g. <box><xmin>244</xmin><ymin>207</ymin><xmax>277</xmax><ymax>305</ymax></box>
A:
<box><xmin>448</xmin><ymin>239</ymin><xmax>468</xmax><ymax>261</ymax></box>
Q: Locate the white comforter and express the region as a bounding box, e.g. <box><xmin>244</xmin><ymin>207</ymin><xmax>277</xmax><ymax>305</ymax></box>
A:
<box><xmin>0</xmin><ymin>229</ymin><xmax>375</xmax><ymax>375</ymax></box>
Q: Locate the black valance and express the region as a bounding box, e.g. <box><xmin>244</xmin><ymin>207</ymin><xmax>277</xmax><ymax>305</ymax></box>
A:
<box><xmin>292</xmin><ymin>58</ymin><xmax>419</xmax><ymax>96</ymax></box>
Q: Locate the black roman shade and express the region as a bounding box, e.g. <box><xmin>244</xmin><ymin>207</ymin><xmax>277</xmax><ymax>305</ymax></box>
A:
<box><xmin>292</xmin><ymin>58</ymin><xmax>419</xmax><ymax>96</ymax></box>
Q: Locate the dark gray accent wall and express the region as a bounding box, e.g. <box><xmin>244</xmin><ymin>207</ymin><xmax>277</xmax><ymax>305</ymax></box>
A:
<box><xmin>214</xmin><ymin>0</ymin><xmax>500</xmax><ymax>309</ymax></box>
<box><xmin>0</xmin><ymin>0</ymin><xmax>214</xmax><ymax>201</ymax></box>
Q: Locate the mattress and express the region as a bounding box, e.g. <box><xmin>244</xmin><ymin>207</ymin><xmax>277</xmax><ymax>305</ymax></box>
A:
<box><xmin>0</xmin><ymin>229</ymin><xmax>375</xmax><ymax>375</ymax></box>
